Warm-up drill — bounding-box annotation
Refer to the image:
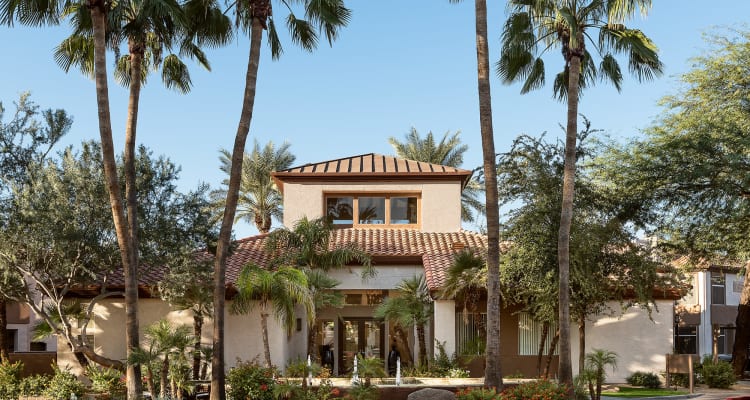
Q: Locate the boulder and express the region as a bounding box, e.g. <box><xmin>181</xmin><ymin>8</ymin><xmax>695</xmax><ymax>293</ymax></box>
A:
<box><xmin>407</xmin><ymin>388</ymin><xmax>456</xmax><ymax>400</ymax></box>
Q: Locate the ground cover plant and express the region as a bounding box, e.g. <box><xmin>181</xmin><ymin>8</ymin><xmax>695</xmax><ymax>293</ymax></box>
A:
<box><xmin>601</xmin><ymin>387</ymin><xmax>688</xmax><ymax>398</ymax></box>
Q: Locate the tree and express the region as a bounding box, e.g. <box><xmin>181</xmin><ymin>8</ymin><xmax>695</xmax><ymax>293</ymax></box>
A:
<box><xmin>130</xmin><ymin>320</ymin><xmax>193</xmax><ymax>399</ymax></box>
<box><xmin>581</xmin><ymin>349</ymin><xmax>617</xmax><ymax>400</ymax></box>
<box><xmin>213</xmin><ymin>140</ymin><xmax>295</xmax><ymax>233</ymax></box>
<box><xmin>0</xmin><ymin>93</ymin><xmax>71</xmax><ymax>364</ymax></box>
<box><xmin>374</xmin><ymin>275</ymin><xmax>432</xmax><ymax>368</ymax></box>
<box><xmin>231</xmin><ymin>264</ymin><xmax>313</xmax><ymax>368</ymax></box>
<box><xmin>600</xmin><ymin>30</ymin><xmax>750</xmax><ymax>376</ymax></box>
<box><xmin>211</xmin><ymin>3</ymin><xmax>350</xmax><ymax>397</ymax></box>
<box><xmin>498</xmin><ymin>1</ymin><xmax>663</xmax><ymax>389</ymax></box>
<box><xmin>388</xmin><ymin>128</ymin><xmax>485</xmax><ymax>223</ymax></box>
<box><xmin>303</xmin><ymin>269</ymin><xmax>343</xmax><ymax>362</ymax></box>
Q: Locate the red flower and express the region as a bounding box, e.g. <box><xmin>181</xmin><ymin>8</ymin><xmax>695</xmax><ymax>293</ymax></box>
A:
<box><xmin>331</xmin><ymin>388</ymin><xmax>341</xmax><ymax>396</ymax></box>
<box><xmin>260</xmin><ymin>384</ymin><xmax>268</xmax><ymax>391</ymax></box>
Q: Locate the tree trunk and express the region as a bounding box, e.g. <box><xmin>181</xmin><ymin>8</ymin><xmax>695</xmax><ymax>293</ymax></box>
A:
<box><xmin>160</xmin><ymin>354</ymin><xmax>170</xmax><ymax>399</ymax></box>
<box><xmin>474</xmin><ymin>0</ymin><xmax>502</xmax><ymax>390</ymax></box>
<box><xmin>193</xmin><ymin>312</ymin><xmax>203</xmax><ymax>380</ymax></box>
<box><xmin>579</xmin><ymin>317</ymin><xmax>585</xmax><ymax>375</ymax></box>
<box><xmin>308</xmin><ymin>325</ymin><xmax>317</xmax><ymax>361</ymax></box>
<box><xmin>77</xmin><ymin>344</ymin><xmax>125</xmax><ymax>370</ymax></box>
<box><xmin>544</xmin><ymin>329</ymin><xmax>560</xmax><ymax>380</ymax></box>
<box><xmin>712</xmin><ymin>324</ymin><xmax>719</xmax><ymax>364</ymax></box>
<box><xmin>123</xmin><ymin>40</ymin><xmax>144</xmax><ymax>399</ymax></box>
<box><xmin>393</xmin><ymin>324</ymin><xmax>413</xmax><ymax>366</ymax></box>
<box><xmin>211</xmin><ymin>15</ymin><xmax>263</xmax><ymax>400</ymax></box>
<box><xmin>536</xmin><ymin>322</ymin><xmax>549</xmax><ymax>377</ymax></box>
<box><xmin>557</xmin><ymin>49</ymin><xmax>583</xmax><ymax>393</ymax></box>
<box><xmin>0</xmin><ymin>298</ymin><xmax>9</xmax><ymax>363</ymax></box>
<box><xmin>146</xmin><ymin>368</ymin><xmax>157</xmax><ymax>399</ymax></box>
<box><xmin>732</xmin><ymin>262</ymin><xmax>750</xmax><ymax>377</ymax></box>
<box><xmin>416</xmin><ymin>323</ymin><xmax>427</xmax><ymax>368</ymax></box>
<box><xmin>261</xmin><ymin>313</ymin><xmax>272</xmax><ymax>368</ymax></box>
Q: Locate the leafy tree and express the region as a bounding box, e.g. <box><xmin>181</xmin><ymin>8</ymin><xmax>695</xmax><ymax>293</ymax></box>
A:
<box><xmin>211</xmin><ymin>2</ymin><xmax>350</xmax><ymax>396</ymax></box>
<box><xmin>600</xmin><ymin>30</ymin><xmax>750</xmax><ymax>376</ymax></box>
<box><xmin>374</xmin><ymin>275</ymin><xmax>432</xmax><ymax>368</ymax></box>
<box><xmin>388</xmin><ymin>128</ymin><xmax>485</xmax><ymax>224</ymax></box>
<box><xmin>0</xmin><ymin>93</ymin><xmax>71</xmax><ymax>364</ymax></box>
<box><xmin>230</xmin><ymin>264</ymin><xmax>313</xmax><ymax>368</ymax></box>
<box><xmin>213</xmin><ymin>140</ymin><xmax>295</xmax><ymax>233</ymax></box>
<box><xmin>498</xmin><ymin>1</ymin><xmax>663</xmax><ymax>388</ymax></box>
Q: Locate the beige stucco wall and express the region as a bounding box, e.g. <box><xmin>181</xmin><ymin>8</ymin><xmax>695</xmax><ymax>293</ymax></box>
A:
<box><xmin>433</xmin><ymin>299</ymin><xmax>456</xmax><ymax>357</ymax></box>
<box><xmin>57</xmin><ymin>298</ymin><xmax>303</xmax><ymax>375</ymax></box>
<box><xmin>327</xmin><ymin>265</ymin><xmax>424</xmax><ymax>290</ymax></box>
<box><xmin>570</xmin><ymin>300</ymin><xmax>674</xmax><ymax>383</ymax></box>
<box><xmin>281</xmin><ymin>181</ymin><xmax>462</xmax><ymax>232</ymax></box>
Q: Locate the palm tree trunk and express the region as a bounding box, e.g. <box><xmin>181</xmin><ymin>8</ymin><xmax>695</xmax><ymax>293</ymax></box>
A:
<box><xmin>89</xmin><ymin>2</ymin><xmax>141</xmax><ymax>397</ymax></box>
<box><xmin>161</xmin><ymin>354</ymin><xmax>170</xmax><ymax>399</ymax></box>
<box><xmin>123</xmin><ymin>41</ymin><xmax>144</xmax><ymax>398</ymax></box>
<box><xmin>473</xmin><ymin>0</ymin><xmax>502</xmax><ymax>390</ymax></box>
<box><xmin>0</xmin><ymin>298</ymin><xmax>9</xmax><ymax>363</ymax></box>
<box><xmin>536</xmin><ymin>322</ymin><xmax>549</xmax><ymax>377</ymax></box>
<box><xmin>578</xmin><ymin>316</ymin><xmax>585</xmax><ymax>375</ymax></box>
<box><xmin>261</xmin><ymin>312</ymin><xmax>272</xmax><ymax>368</ymax></box>
<box><xmin>557</xmin><ymin>50</ymin><xmax>582</xmax><ymax>392</ymax></box>
<box><xmin>193</xmin><ymin>312</ymin><xmax>203</xmax><ymax>380</ymax></box>
<box><xmin>308</xmin><ymin>325</ymin><xmax>317</xmax><ymax>361</ymax></box>
<box><xmin>393</xmin><ymin>324</ymin><xmax>413</xmax><ymax>366</ymax></box>
<box><xmin>544</xmin><ymin>329</ymin><xmax>560</xmax><ymax>380</ymax></box>
<box><xmin>416</xmin><ymin>323</ymin><xmax>427</xmax><ymax>368</ymax></box>
<box><xmin>732</xmin><ymin>261</ymin><xmax>750</xmax><ymax>377</ymax></box>
<box><xmin>146</xmin><ymin>368</ymin><xmax>157</xmax><ymax>399</ymax></box>
<box><xmin>211</xmin><ymin>15</ymin><xmax>263</xmax><ymax>400</ymax></box>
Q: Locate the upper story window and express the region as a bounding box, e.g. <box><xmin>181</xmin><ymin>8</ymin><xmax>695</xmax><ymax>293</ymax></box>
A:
<box><xmin>325</xmin><ymin>194</ymin><xmax>419</xmax><ymax>227</ymax></box>
<box><xmin>711</xmin><ymin>272</ymin><xmax>726</xmax><ymax>305</ymax></box>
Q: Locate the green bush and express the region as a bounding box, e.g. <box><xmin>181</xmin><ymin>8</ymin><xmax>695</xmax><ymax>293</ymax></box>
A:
<box><xmin>699</xmin><ymin>356</ymin><xmax>736</xmax><ymax>389</ymax></box>
<box><xmin>668</xmin><ymin>372</ymin><xmax>692</xmax><ymax>388</ymax></box>
<box><xmin>456</xmin><ymin>387</ymin><xmax>499</xmax><ymax>400</ymax></box>
<box><xmin>86</xmin><ymin>365</ymin><xmax>126</xmax><ymax>394</ymax></box>
<box><xmin>0</xmin><ymin>361</ymin><xmax>24</xmax><ymax>400</ymax></box>
<box><xmin>43</xmin><ymin>366</ymin><xmax>85</xmax><ymax>400</ymax></box>
<box><xmin>626</xmin><ymin>371</ymin><xmax>661</xmax><ymax>388</ymax></box>
<box><xmin>226</xmin><ymin>360</ymin><xmax>277</xmax><ymax>400</ymax></box>
<box><xmin>284</xmin><ymin>357</ymin><xmax>322</xmax><ymax>378</ymax></box>
<box><xmin>347</xmin><ymin>381</ymin><xmax>378</xmax><ymax>400</ymax></box>
<box><xmin>500</xmin><ymin>380</ymin><xmax>569</xmax><ymax>400</ymax></box>
<box><xmin>18</xmin><ymin>374</ymin><xmax>51</xmax><ymax>396</ymax></box>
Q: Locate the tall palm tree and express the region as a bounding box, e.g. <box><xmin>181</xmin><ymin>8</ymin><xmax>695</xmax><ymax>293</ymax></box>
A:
<box><xmin>304</xmin><ymin>269</ymin><xmax>343</xmax><ymax>360</ymax></box>
<box><xmin>213</xmin><ymin>140</ymin><xmax>295</xmax><ymax>233</ymax></box>
<box><xmin>498</xmin><ymin>0</ymin><xmax>662</xmax><ymax>389</ymax></box>
<box><xmin>231</xmin><ymin>264</ymin><xmax>313</xmax><ymax>368</ymax></box>
<box><xmin>388</xmin><ymin>128</ymin><xmax>485</xmax><ymax>223</ymax></box>
<box><xmin>374</xmin><ymin>275</ymin><xmax>432</xmax><ymax>368</ymax></box>
<box><xmin>211</xmin><ymin>3</ymin><xmax>350</xmax><ymax>397</ymax></box>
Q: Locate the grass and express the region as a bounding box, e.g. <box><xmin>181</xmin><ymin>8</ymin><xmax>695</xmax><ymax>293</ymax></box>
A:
<box><xmin>600</xmin><ymin>386</ymin><xmax>689</xmax><ymax>398</ymax></box>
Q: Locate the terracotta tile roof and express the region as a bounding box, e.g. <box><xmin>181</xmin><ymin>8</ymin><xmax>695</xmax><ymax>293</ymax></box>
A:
<box><xmin>271</xmin><ymin>153</ymin><xmax>473</xmax><ymax>192</ymax></box>
<box><xmin>670</xmin><ymin>255</ymin><xmax>746</xmax><ymax>272</ymax></box>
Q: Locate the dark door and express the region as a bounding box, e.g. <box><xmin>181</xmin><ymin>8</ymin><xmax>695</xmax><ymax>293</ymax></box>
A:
<box><xmin>338</xmin><ymin>318</ymin><xmax>384</xmax><ymax>375</ymax></box>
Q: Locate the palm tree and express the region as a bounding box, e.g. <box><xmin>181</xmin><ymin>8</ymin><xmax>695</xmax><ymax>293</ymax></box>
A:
<box><xmin>130</xmin><ymin>320</ymin><xmax>192</xmax><ymax>399</ymax></box>
<box><xmin>388</xmin><ymin>128</ymin><xmax>485</xmax><ymax>223</ymax></box>
<box><xmin>304</xmin><ymin>269</ymin><xmax>343</xmax><ymax>361</ymax></box>
<box><xmin>211</xmin><ymin>3</ymin><xmax>350</xmax><ymax>396</ymax></box>
<box><xmin>374</xmin><ymin>275</ymin><xmax>432</xmax><ymax>368</ymax></box>
<box><xmin>582</xmin><ymin>349</ymin><xmax>617</xmax><ymax>400</ymax></box>
<box><xmin>231</xmin><ymin>264</ymin><xmax>314</xmax><ymax>368</ymax></box>
<box><xmin>498</xmin><ymin>1</ymin><xmax>663</xmax><ymax>389</ymax></box>
<box><xmin>213</xmin><ymin>140</ymin><xmax>295</xmax><ymax>233</ymax></box>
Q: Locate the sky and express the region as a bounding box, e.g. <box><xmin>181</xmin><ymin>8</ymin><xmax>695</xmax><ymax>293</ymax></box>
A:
<box><xmin>1</xmin><ymin>1</ymin><xmax>749</xmax><ymax>238</ymax></box>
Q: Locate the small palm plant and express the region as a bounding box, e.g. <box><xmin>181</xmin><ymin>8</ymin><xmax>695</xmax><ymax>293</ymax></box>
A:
<box><xmin>581</xmin><ymin>349</ymin><xmax>617</xmax><ymax>400</ymax></box>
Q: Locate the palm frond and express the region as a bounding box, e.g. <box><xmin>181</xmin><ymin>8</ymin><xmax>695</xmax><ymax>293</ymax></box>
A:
<box><xmin>286</xmin><ymin>13</ymin><xmax>317</xmax><ymax>52</ymax></box>
<box><xmin>161</xmin><ymin>53</ymin><xmax>192</xmax><ymax>93</ymax></box>
<box><xmin>54</xmin><ymin>34</ymin><xmax>94</xmax><ymax>77</ymax></box>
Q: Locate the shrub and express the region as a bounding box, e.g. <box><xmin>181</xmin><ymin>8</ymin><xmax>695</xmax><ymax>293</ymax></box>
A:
<box><xmin>668</xmin><ymin>372</ymin><xmax>692</xmax><ymax>388</ymax></box>
<box><xmin>285</xmin><ymin>357</ymin><xmax>322</xmax><ymax>378</ymax></box>
<box><xmin>226</xmin><ymin>360</ymin><xmax>277</xmax><ymax>400</ymax></box>
<box><xmin>500</xmin><ymin>380</ymin><xmax>569</xmax><ymax>400</ymax></box>
<box><xmin>43</xmin><ymin>366</ymin><xmax>85</xmax><ymax>400</ymax></box>
<box><xmin>346</xmin><ymin>381</ymin><xmax>378</xmax><ymax>400</ymax></box>
<box><xmin>699</xmin><ymin>356</ymin><xmax>736</xmax><ymax>389</ymax></box>
<box><xmin>18</xmin><ymin>374</ymin><xmax>51</xmax><ymax>396</ymax></box>
<box><xmin>86</xmin><ymin>365</ymin><xmax>126</xmax><ymax>395</ymax></box>
<box><xmin>626</xmin><ymin>371</ymin><xmax>661</xmax><ymax>389</ymax></box>
<box><xmin>456</xmin><ymin>387</ymin><xmax>499</xmax><ymax>400</ymax></box>
<box><xmin>0</xmin><ymin>361</ymin><xmax>24</xmax><ymax>400</ymax></box>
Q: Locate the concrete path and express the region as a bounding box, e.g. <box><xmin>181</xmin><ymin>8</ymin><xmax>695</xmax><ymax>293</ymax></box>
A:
<box><xmin>602</xmin><ymin>380</ymin><xmax>750</xmax><ymax>400</ymax></box>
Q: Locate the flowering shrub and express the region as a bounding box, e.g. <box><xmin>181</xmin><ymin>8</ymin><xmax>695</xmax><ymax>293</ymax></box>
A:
<box><xmin>226</xmin><ymin>360</ymin><xmax>277</xmax><ymax>400</ymax></box>
<box><xmin>500</xmin><ymin>380</ymin><xmax>569</xmax><ymax>400</ymax></box>
<box><xmin>455</xmin><ymin>387</ymin><xmax>500</xmax><ymax>400</ymax></box>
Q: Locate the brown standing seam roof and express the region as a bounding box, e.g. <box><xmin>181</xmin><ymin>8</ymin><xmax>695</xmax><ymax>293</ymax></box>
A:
<box><xmin>271</xmin><ymin>153</ymin><xmax>473</xmax><ymax>192</ymax></box>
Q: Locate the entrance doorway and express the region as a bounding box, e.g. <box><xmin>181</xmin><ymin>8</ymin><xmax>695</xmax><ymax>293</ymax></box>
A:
<box><xmin>338</xmin><ymin>318</ymin><xmax>384</xmax><ymax>375</ymax></box>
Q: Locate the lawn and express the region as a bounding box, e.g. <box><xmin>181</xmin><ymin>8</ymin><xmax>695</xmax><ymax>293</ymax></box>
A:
<box><xmin>601</xmin><ymin>386</ymin><xmax>689</xmax><ymax>398</ymax></box>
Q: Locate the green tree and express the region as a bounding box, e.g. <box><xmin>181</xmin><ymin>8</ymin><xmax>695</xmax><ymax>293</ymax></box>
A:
<box><xmin>600</xmin><ymin>30</ymin><xmax>750</xmax><ymax>376</ymax></box>
<box><xmin>388</xmin><ymin>128</ymin><xmax>485</xmax><ymax>223</ymax></box>
<box><xmin>211</xmin><ymin>2</ymin><xmax>350</xmax><ymax>397</ymax></box>
<box><xmin>303</xmin><ymin>269</ymin><xmax>343</xmax><ymax>362</ymax></box>
<box><xmin>130</xmin><ymin>320</ymin><xmax>192</xmax><ymax>399</ymax></box>
<box><xmin>213</xmin><ymin>140</ymin><xmax>295</xmax><ymax>233</ymax></box>
<box><xmin>0</xmin><ymin>93</ymin><xmax>71</xmax><ymax>364</ymax></box>
<box><xmin>374</xmin><ymin>275</ymin><xmax>432</xmax><ymax>368</ymax></box>
<box><xmin>581</xmin><ymin>349</ymin><xmax>617</xmax><ymax>400</ymax></box>
<box><xmin>231</xmin><ymin>264</ymin><xmax>313</xmax><ymax>368</ymax></box>
<box><xmin>498</xmin><ymin>1</ymin><xmax>663</xmax><ymax>388</ymax></box>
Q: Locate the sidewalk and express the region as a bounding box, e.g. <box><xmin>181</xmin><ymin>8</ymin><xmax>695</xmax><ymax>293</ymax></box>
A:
<box><xmin>602</xmin><ymin>380</ymin><xmax>750</xmax><ymax>400</ymax></box>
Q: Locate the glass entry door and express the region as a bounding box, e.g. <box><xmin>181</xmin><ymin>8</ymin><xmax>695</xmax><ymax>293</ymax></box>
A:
<box><xmin>338</xmin><ymin>318</ymin><xmax>384</xmax><ymax>375</ymax></box>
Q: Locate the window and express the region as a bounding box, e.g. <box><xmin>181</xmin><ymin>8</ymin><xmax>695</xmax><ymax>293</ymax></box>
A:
<box><xmin>456</xmin><ymin>312</ymin><xmax>486</xmax><ymax>356</ymax></box>
<box><xmin>518</xmin><ymin>313</ymin><xmax>557</xmax><ymax>356</ymax></box>
<box><xmin>711</xmin><ymin>272</ymin><xmax>726</xmax><ymax>305</ymax></box>
<box><xmin>325</xmin><ymin>194</ymin><xmax>419</xmax><ymax>227</ymax></box>
<box><xmin>30</xmin><ymin>342</ymin><xmax>47</xmax><ymax>351</ymax></box>
<box><xmin>675</xmin><ymin>325</ymin><xmax>698</xmax><ymax>354</ymax></box>
<box><xmin>717</xmin><ymin>327</ymin><xmax>735</xmax><ymax>355</ymax></box>
<box><xmin>4</xmin><ymin>329</ymin><xmax>16</xmax><ymax>353</ymax></box>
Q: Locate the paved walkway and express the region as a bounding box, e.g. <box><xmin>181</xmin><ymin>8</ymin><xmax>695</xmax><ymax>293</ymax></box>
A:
<box><xmin>602</xmin><ymin>380</ymin><xmax>750</xmax><ymax>400</ymax></box>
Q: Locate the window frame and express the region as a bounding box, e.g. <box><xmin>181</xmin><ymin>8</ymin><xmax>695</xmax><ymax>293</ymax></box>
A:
<box><xmin>324</xmin><ymin>192</ymin><xmax>421</xmax><ymax>228</ymax></box>
<box><xmin>711</xmin><ymin>272</ymin><xmax>726</xmax><ymax>305</ymax></box>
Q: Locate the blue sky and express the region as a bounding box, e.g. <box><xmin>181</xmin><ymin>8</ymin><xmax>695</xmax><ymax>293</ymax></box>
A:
<box><xmin>1</xmin><ymin>1</ymin><xmax>749</xmax><ymax>238</ymax></box>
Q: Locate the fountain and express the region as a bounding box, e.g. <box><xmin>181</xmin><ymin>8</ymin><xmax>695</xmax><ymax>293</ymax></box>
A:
<box><xmin>307</xmin><ymin>354</ymin><xmax>313</xmax><ymax>386</ymax></box>
<box><xmin>351</xmin><ymin>355</ymin><xmax>359</xmax><ymax>384</ymax></box>
<box><xmin>396</xmin><ymin>356</ymin><xmax>401</xmax><ymax>386</ymax></box>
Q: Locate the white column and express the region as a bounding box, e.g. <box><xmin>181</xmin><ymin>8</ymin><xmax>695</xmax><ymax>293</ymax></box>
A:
<box><xmin>433</xmin><ymin>299</ymin><xmax>456</xmax><ymax>356</ymax></box>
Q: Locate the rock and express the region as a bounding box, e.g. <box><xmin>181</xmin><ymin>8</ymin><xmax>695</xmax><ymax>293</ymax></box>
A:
<box><xmin>407</xmin><ymin>387</ymin><xmax>456</xmax><ymax>400</ymax></box>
